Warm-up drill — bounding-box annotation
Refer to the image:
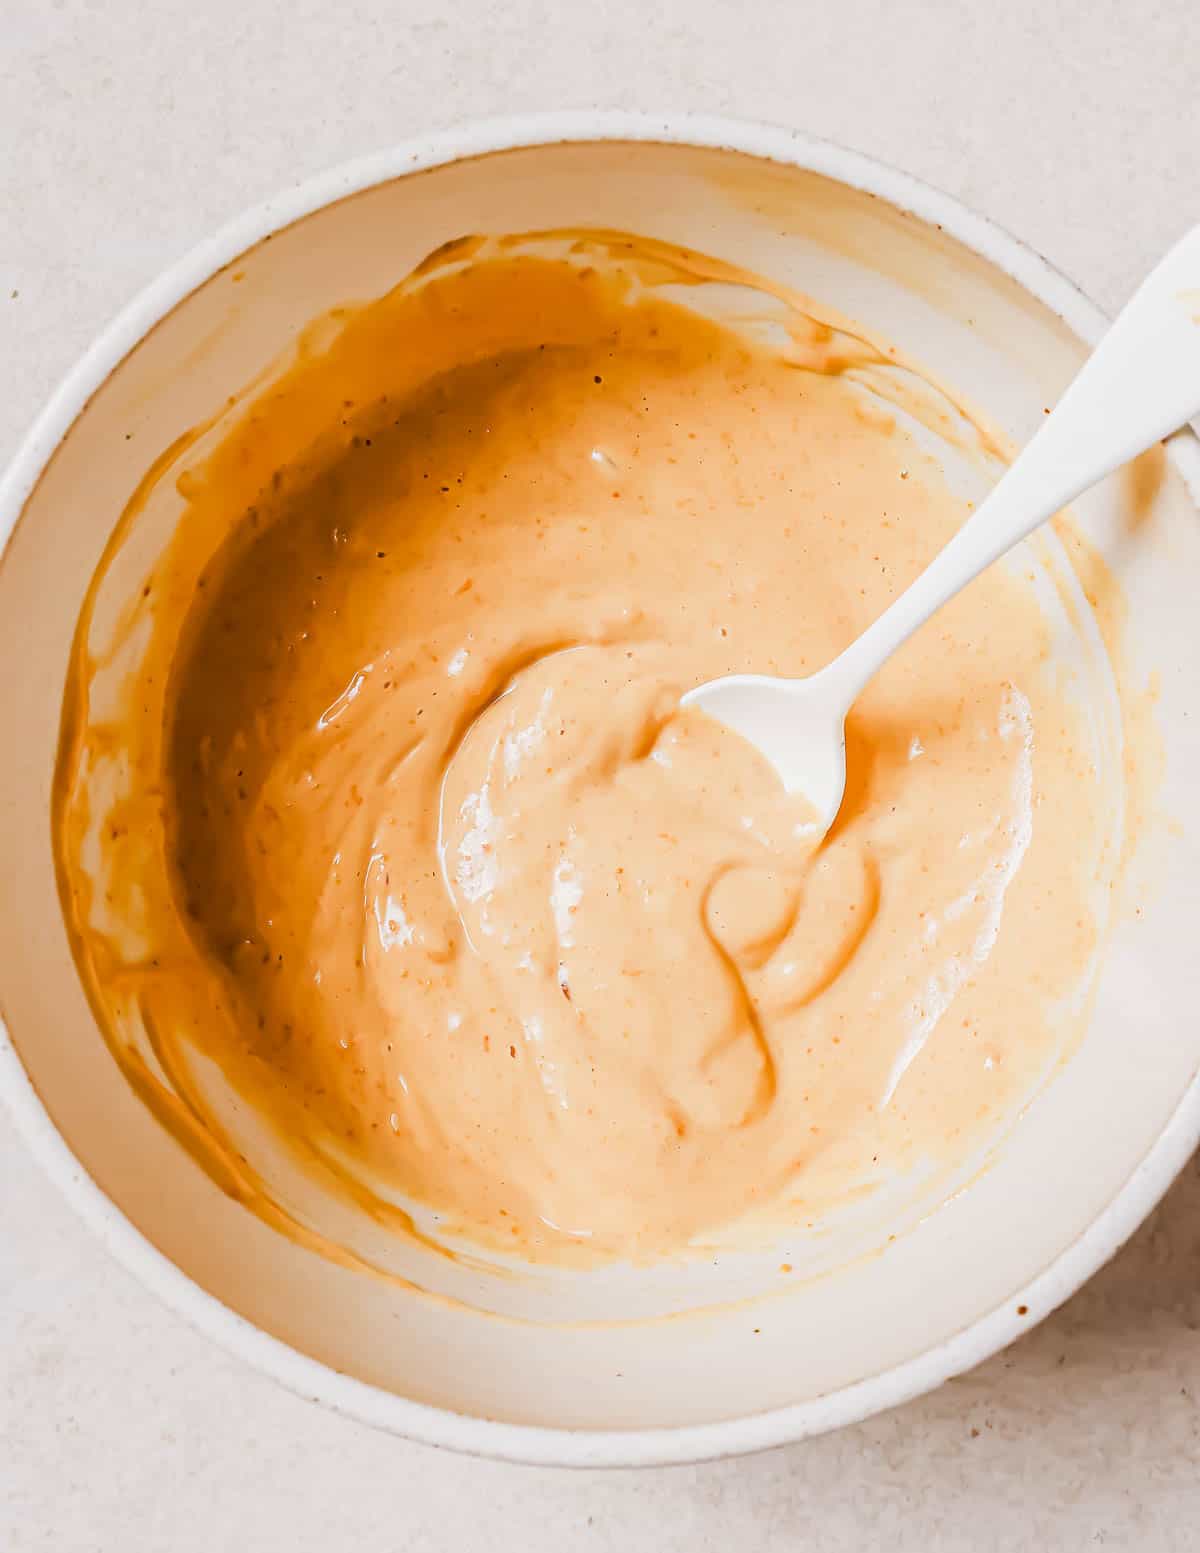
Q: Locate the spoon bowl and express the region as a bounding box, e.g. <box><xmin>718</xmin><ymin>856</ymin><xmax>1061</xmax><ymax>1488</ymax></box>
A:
<box><xmin>681</xmin><ymin>669</ymin><xmax>850</xmax><ymax>828</ymax></box>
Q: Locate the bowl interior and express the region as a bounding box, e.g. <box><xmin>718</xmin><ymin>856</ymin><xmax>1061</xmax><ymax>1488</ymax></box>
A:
<box><xmin>3</xmin><ymin>137</ymin><xmax>1199</xmax><ymax>1438</ymax></box>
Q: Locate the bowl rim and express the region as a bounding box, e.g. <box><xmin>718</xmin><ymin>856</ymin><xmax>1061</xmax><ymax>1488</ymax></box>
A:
<box><xmin>2</xmin><ymin>109</ymin><xmax>1198</xmax><ymax>1469</ymax></box>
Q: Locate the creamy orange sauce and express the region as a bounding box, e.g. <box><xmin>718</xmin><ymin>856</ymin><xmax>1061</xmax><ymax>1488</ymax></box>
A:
<box><xmin>55</xmin><ymin>233</ymin><xmax>1119</xmax><ymax>1268</ymax></box>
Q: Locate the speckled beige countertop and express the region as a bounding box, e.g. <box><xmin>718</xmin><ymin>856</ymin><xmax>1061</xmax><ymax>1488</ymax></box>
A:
<box><xmin>3</xmin><ymin>1</ymin><xmax>1200</xmax><ymax>1546</ymax></box>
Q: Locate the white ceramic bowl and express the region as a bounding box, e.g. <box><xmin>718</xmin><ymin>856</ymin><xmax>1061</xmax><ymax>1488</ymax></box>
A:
<box><xmin>3</xmin><ymin>113</ymin><xmax>1199</xmax><ymax>1468</ymax></box>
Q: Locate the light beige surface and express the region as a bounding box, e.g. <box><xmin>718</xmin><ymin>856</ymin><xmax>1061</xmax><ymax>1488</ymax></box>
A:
<box><xmin>2</xmin><ymin>0</ymin><xmax>1199</xmax><ymax>1546</ymax></box>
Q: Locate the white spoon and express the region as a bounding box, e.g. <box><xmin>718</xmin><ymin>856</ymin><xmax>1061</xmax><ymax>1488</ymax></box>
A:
<box><xmin>683</xmin><ymin>223</ymin><xmax>1200</xmax><ymax>832</ymax></box>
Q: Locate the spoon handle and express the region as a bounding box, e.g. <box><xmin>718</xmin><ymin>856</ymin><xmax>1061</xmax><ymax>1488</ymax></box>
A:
<box><xmin>824</xmin><ymin>221</ymin><xmax>1200</xmax><ymax>707</ymax></box>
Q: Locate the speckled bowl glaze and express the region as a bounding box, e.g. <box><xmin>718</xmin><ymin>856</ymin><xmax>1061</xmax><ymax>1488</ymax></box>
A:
<box><xmin>2</xmin><ymin>113</ymin><xmax>1198</xmax><ymax>1467</ymax></box>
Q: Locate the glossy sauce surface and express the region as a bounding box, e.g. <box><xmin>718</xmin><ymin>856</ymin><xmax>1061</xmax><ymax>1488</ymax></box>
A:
<box><xmin>56</xmin><ymin>235</ymin><xmax>1115</xmax><ymax>1264</ymax></box>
